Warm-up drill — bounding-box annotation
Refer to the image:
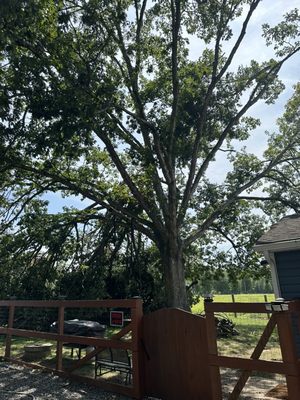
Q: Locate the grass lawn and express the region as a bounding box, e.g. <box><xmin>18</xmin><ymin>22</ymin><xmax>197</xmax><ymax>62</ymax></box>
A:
<box><xmin>192</xmin><ymin>293</ymin><xmax>281</xmax><ymax>361</ymax></box>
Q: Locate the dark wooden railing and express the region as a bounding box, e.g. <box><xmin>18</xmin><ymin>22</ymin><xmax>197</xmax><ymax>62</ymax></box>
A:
<box><xmin>0</xmin><ymin>298</ymin><xmax>143</xmax><ymax>399</ymax></box>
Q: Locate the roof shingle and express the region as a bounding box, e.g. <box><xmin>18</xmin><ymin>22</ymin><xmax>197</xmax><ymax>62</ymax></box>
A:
<box><xmin>256</xmin><ymin>214</ymin><xmax>300</xmax><ymax>245</ymax></box>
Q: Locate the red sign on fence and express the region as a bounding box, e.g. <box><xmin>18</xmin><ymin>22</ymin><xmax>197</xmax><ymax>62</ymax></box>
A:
<box><xmin>110</xmin><ymin>311</ymin><xmax>124</xmax><ymax>327</ymax></box>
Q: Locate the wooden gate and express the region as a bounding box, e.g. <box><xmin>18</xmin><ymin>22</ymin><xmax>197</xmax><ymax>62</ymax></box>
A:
<box><xmin>0</xmin><ymin>298</ymin><xmax>143</xmax><ymax>399</ymax></box>
<box><xmin>142</xmin><ymin>308</ymin><xmax>213</xmax><ymax>400</ymax></box>
<box><xmin>205</xmin><ymin>301</ymin><xmax>300</xmax><ymax>400</ymax></box>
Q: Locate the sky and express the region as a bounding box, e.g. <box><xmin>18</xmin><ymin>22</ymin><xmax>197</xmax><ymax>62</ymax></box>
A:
<box><xmin>198</xmin><ymin>0</ymin><xmax>300</xmax><ymax>183</ymax></box>
<box><xmin>46</xmin><ymin>0</ymin><xmax>300</xmax><ymax>213</ymax></box>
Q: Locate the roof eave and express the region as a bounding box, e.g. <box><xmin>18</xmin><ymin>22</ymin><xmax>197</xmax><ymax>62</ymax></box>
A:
<box><xmin>254</xmin><ymin>238</ymin><xmax>300</xmax><ymax>253</ymax></box>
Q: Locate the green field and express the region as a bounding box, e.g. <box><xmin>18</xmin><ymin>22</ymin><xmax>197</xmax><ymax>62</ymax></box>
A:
<box><xmin>192</xmin><ymin>293</ymin><xmax>280</xmax><ymax>360</ymax></box>
<box><xmin>192</xmin><ymin>293</ymin><xmax>275</xmax><ymax>314</ymax></box>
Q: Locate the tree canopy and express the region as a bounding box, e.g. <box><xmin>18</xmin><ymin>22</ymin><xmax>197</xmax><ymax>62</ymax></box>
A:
<box><xmin>0</xmin><ymin>0</ymin><xmax>300</xmax><ymax>309</ymax></box>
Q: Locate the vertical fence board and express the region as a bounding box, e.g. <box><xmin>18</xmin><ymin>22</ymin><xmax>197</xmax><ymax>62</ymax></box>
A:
<box><xmin>276</xmin><ymin>311</ymin><xmax>300</xmax><ymax>400</ymax></box>
<box><xmin>143</xmin><ymin>308</ymin><xmax>213</xmax><ymax>400</ymax></box>
<box><xmin>131</xmin><ymin>299</ymin><xmax>143</xmax><ymax>400</ymax></box>
<box><xmin>264</xmin><ymin>295</ymin><xmax>270</xmax><ymax>319</ymax></box>
<box><xmin>5</xmin><ymin>304</ymin><xmax>15</xmax><ymax>358</ymax></box>
<box><xmin>205</xmin><ymin>309</ymin><xmax>223</xmax><ymax>400</ymax></box>
<box><xmin>231</xmin><ymin>295</ymin><xmax>237</xmax><ymax>318</ymax></box>
<box><xmin>56</xmin><ymin>306</ymin><xmax>65</xmax><ymax>371</ymax></box>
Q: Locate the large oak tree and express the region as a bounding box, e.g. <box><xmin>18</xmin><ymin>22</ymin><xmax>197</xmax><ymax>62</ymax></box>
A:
<box><xmin>1</xmin><ymin>0</ymin><xmax>300</xmax><ymax>309</ymax></box>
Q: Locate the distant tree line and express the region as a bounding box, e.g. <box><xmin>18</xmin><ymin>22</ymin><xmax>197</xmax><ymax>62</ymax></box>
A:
<box><xmin>195</xmin><ymin>272</ymin><xmax>273</xmax><ymax>296</ymax></box>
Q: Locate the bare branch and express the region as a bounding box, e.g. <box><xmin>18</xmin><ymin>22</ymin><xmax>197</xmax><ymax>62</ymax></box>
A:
<box><xmin>135</xmin><ymin>0</ymin><xmax>148</xmax><ymax>71</ymax></box>
<box><xmin>0</xmin><ymin>185</ymin><xmax>51</xmax><ymax>233</ymax></box>
<box><xmin>216</xmin><ymin>0</ymin><xmax>261</xmax><ymax>81</ymax></box>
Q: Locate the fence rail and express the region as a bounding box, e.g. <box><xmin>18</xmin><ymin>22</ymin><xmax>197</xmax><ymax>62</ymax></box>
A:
<box><xmin>205</xmin><ymin>302</ymin><xmax>268</xmax><ymax>313</ymax></box>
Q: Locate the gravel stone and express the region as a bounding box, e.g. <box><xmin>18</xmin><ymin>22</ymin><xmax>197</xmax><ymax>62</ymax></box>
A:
<box><xmin>0</xmin><ymin>363</ymin><xmax>133</xmax><ymax>400</ymax></box>
<box><xmin>1</xmin><ymin>362</ymin><xmax>282</xmax><ymax>399</ymax></box>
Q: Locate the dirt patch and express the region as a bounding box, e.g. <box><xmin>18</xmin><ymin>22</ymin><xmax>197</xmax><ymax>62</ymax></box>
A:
<box><xmin>265</xmin><ymin>384</ymin><xmax>288</xmax><ymax>399</ymax></box>
<box><xmin>221</xmin><ymin>368</ymin><xmax>286</xmax><ymax>399</ymax></box>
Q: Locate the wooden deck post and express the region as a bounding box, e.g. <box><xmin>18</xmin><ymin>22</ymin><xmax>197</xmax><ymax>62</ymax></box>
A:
<box><xmin>205</xmin><ymin>304</ymin><xmax>222</xmax><ymax>400</ymax></box>
<box><xmin>231</xmin><ymin>295</ymin><xmax>237</xmax><ymax>318</ymax></box>
<box><xmin>5</xmin><ymin>303</ymin><xmax>15</xmax><ymax>359</ymax></box>
<box><xmin>264</xmin><ymin>295</ymin><xmax>270</xmax><ymax>319</ymax></box>
<box><xmin>56</xmin><ymin>305</ymin><xmax>65</xmax><ymax>371</ymax></box>
<box><xmin>276</xmin><ymin>311</ymin><xmax>300</xmax><ymax>400</ymax></box>
<box><xmin>131</xmin><ymin>298</ymin><xmax>143</xmax><ymax>400</ymax></box>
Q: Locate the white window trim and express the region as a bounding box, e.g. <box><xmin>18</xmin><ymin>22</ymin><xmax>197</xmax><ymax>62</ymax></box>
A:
<box><xmin>263</xmin><ymin>251</ymin><xmax>281</xmax><ymax>299</ymax></box>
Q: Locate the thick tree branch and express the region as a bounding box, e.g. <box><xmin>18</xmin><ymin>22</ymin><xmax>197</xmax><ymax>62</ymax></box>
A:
<box><xmin>114</xmin><ymin>107</ymin><xmax>171</xmax><ymax>184</ymax></box>
<box><xmin>179</xmin><ymin>0</ymin><xmax>261</xmax><ymax>224</ymax></box>
<box><xmin>94</xmin><ymin>128</ymin><xmax>166</xmax><ymax>229</ymax></box>
<box><xmin>210</xmin><ymin>225</ymin><xmax>245</xmax><ymax>265</ymax></box>
<box><xmin>2</xmin><ymin>154</ymin><xmax>156</xmax><ymax>240</ymax></box>
<box><xmin>96</xmin><ymin>11</ymin><xmax>171</xmax><ymax>216</ymax></box>
<box><xmin>169</xmin><ymin>0</ymin><xmax>181</xmax><ymax>160</ymax></box>
<box><xmin>114</xmin><ymin>18</ymin><xmax>172</xmax><ymax>210</ymax></box>
<box><xmin>179</xmin><ymin>47</ymin><xmax>299</xmax><ymax>225</ymax></box>
<box><xmin>238</xmin><ymin>196</ymin><xmax>300</xmax><ymax>212</ymax></box>
<box><xmin>184</xmin><ymin>135</ymin><xmax>300</xmax><ymax>247</ymax></box>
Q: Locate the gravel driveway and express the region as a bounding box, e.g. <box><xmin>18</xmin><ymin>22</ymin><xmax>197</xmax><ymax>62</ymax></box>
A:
<box><xmin>0</xmin><ymin>362</ymin><xmax>284</xmax><ymax>399</ymax></box>
<box><xmin>0</xmin><ymin>363</ymin><xmax>135</xmax><ymax>400</ymax></box>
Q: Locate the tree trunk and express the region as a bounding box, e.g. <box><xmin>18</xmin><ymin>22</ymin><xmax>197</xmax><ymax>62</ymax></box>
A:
<box><xmin>159</xmin><ymin>235</ymin><xmax>190</xmax><ymax>311</ymax></box>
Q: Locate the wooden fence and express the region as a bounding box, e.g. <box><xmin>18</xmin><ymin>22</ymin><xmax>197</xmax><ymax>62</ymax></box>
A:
<box><xmin>205</xmin><ymin>301</ymin><xmax>300</xmax><ymax>400</ymax></box>
<box><xmin>2</xmin><ymin>299</ymin><xmax>300</xmax><ymax>400</ymax></box>
<box><xmin>0</xmin><ymin>298</ymin><xmax>143</xmax><ymax>399</ymax></box>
